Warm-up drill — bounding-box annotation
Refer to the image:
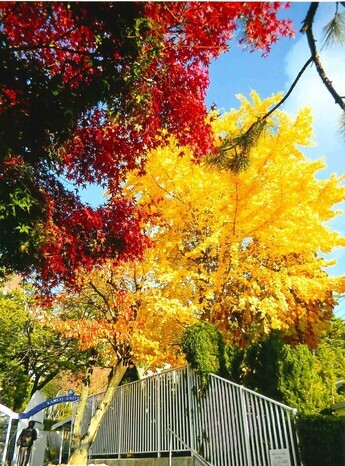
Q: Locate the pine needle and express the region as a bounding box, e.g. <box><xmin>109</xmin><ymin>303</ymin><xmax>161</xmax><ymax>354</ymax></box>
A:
<box><xmin>339</xmin><ymin>111</ymin><xmax>345</xmax><ymax>141</ymax></box>
<box><xmin>321</xmin><ymin>12</ymin><xmax>345</xmax><ymax>48</ymax></box>
<box><xmin>206</xmin><ymin>119</ymin><xmax>265</xmax><ymax>173</ymax></box>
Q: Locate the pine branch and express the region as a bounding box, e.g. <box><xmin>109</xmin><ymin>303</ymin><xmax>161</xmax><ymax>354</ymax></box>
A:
<box><xmin>321</xmin><ymin>10</ymin><xmax>345</xmax><ymax>48</ymax></box>
<box><xmin>207</xmin><ymin>56</ymin><xmax>313</xmax><ymax>173</ymax></box>
<box><xmin>339</xmin><ymin>111</ymin><xmax>345</xmax><ymax>139</ymax></box>
<box><xmin>265</xmin><ymin>57</ymin><xmax>314</xmax><ymax>119</ymax></box>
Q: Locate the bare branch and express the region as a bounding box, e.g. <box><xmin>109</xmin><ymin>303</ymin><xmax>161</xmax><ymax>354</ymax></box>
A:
<box><xmin>302</xmin><ymin>2</ymin><xmax>345</xmax><ymax>111</ymax></box>
<box><xmin>89</xmin><ymin>280</ymin><xmax>111</xmax><ymax>313</ymax></box>
<box><xmin>265</xmin><ymin>57</ymin><xmax>314</xmax><ymax>119</ymax></box>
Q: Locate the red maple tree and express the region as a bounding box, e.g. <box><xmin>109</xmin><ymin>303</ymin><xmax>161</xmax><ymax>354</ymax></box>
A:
<box><xmin>0</xmin><ymin>2</ymin><xmax>293</xmax><ymax>290</ymax></box>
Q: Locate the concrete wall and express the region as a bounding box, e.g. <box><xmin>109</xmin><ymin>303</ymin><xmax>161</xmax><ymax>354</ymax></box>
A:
<box><xmin>89</xmin><ymin>457</ymin><xmax>196</xmax><ymax>466</ymax></box>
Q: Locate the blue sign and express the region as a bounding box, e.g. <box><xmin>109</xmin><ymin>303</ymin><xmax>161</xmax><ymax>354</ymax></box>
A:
<box><xmin>19</xmin><ymin>395</ymin><xmax>80</xmax><ymax>419</ymax></box>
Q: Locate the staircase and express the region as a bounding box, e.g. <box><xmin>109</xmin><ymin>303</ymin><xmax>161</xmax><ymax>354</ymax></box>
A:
<box><xmin>83</xmin><ymin>366</ymin><xmax>300</xmax><ymax>466</ymax></box>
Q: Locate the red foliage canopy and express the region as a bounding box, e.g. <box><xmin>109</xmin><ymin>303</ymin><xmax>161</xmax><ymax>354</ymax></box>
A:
<box><xmin>0</xmin><ymin>2</ymin><xmax>293</xmax><ymax>290</ymax></box>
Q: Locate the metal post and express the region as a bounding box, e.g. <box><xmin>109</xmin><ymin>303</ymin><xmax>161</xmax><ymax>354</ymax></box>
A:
<box><xmin>240</xmin><ymin>386</ymin><xmax>253</xmax><ymax>466</ymax></box>
<box><xmin>2</xmin><ymin>416</ymin><xmax>12</xmax><ymax>466</ymax></box>
<box><xmin>169</xmin><ymin>428</ymin><xmax>172</xmax><ymax>466</ymax></box>
<box><xmin>287</xmin><ymin>410</ymin><xmax>299</xmax><ymax>466</ymax></box>
<box><xmin>58</xmin><ymin>427</ymin><xmax>64</xmax><ymax>465</ymax></box>
<box><xmin>186</xmin><ymin>365</ymin><xmax>195</xmax><ymax>454</ymax></box>
<box><xmin>157</xmin><ymin>375</ymin><xmax>161</xmax><ymax>458</ymax></box>
<box><xmin>117</xmin><ymin>388</ymin><xmax>123</xmax><ymax>459</ymax></box>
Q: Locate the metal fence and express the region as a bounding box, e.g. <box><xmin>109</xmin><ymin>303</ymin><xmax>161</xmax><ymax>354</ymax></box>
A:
<box><xmin>0</xmin><ymin>407</ymin><xmax>18</xmax><ymax>466</ymax></box>
<box><xmin>87</xmin><ymin>366</ymin><xmax>299</xmax><ymax>466</ymax></box>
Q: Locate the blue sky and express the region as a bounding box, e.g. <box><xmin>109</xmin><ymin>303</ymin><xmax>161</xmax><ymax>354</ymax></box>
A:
<box><xmin>207</xmin><ymin>2</ymin><xmax>344</xmax><ymax>180</ymax></box>
<box><xmin>206</xmin><ymin>2</ymin><xmax>345</xmax><ymax>317</ymax></box>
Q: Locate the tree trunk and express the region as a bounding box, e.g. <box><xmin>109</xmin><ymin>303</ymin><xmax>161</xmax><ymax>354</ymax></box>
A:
<box><xmin>66</xmin><ymin>445</ymin><xmax>89</xmax><ymax>466</ymax></box>
<box><xmin>68</xmin><ymin>361</ymin><xmax>127</xmax><ymax>465</ymax></box>
<box><xmin>69</xmin><ymin>370</ymin><xmax>91</xmax><ymax>456</ymax></box>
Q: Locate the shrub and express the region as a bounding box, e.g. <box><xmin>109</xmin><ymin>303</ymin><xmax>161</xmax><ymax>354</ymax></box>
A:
<box><xmin>296</xmin><ymin>414</ymin><xmax>345</xmax><ymax>466</ymax></box>
<box><xmin>181</xmin><ymin>322</ymin><xmax>228</xmax><ymax>388</ymax></box>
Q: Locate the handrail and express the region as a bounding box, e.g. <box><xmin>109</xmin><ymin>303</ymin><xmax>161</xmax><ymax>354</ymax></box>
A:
<box><xmin>167</xmin><ymin>427</ymin><xmax>210</xmax><ymax>466</ymax></box>
<box><xmin>211</xmin><ymin>373</ymin><xmax>298</xmax><ymax>413</ymax></box>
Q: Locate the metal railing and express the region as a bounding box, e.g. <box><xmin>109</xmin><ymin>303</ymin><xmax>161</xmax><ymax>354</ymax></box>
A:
<box><xmin>86</xmin><ymin>366</ymin><xmax>299</xmax><ymax>466</ymax></box>
<box><xmin>0</xmin><ymin>410</ymin><xmax>15</xmax><ymax>466</ymax></box>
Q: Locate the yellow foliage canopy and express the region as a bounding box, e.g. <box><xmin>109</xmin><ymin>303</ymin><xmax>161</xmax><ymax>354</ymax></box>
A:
<box><xmin>123</xmin><ymin>92</ymin><xmax>345</xmax><ymax>347</ymax></box>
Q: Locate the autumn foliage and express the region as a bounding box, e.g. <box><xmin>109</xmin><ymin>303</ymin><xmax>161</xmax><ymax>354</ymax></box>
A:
<box><xmin>45</xmin><ymin>93</ymin><xmax>344</xmax><ymax>462</ymax></box>
<box><xmin>50</xmin><ymin>93</ymin><xmax>344</xmax><ymax>368</ymax></box>
<box><xmin>4</xmin><ymin>5</ymin><xmax>345</xmax><ymax>461</ymax></box>
<box><xmin>0</xmin><ymin>2</ymin><xmax>293</xmax><ymax>288</ymax></box>
<box><xmin>120</xmin><ymin>93</ymin><xmax>345</xmax><ymax>348</ymax></box>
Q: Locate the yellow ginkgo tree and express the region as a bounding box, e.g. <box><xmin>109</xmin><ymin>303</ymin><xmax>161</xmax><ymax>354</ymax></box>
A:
<box><xmin>123</xmin><ymin>91</ymin><xmax>345</xmax><ymax>348</ymax></box>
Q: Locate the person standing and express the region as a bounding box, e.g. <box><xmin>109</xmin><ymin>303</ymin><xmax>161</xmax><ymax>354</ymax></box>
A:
<box><xmin>16</xmin><ymin>420</ymin><xmax>38</xmax><ymax>466</ymax></box>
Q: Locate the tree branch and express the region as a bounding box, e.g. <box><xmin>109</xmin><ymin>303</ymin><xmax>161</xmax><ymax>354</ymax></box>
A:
<box><xmin>89</xmin><ymin>280</ymin><xmax>111</xmax><ymax>313</ymax></box>
<box><xmin>244</xmin><ymin>55</ymin><xmax>314</xmax><ymax>133</ymax></box>
<box><xmin>9</xmin><ymin>43</ymin><xmax>98</xmax><ymax>58</ymax></box>
<box><xmin>265</xmin><ymin>57</ymin><xmax>314</xmax><ymax>119</ymax></box>
<box><xmin>301</xmin><ymin>2</ymin><xmax>345</xmax><ymax>111</ymax></box>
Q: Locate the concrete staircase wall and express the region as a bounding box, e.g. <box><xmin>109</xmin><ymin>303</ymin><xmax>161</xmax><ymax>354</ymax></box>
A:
<box><xmin>89</xmin><ymin>457</ymin><xmax>196</xmax><ymax>466</ymax></box>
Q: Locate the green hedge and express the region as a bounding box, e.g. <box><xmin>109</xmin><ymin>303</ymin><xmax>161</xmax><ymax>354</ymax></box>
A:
<box><xmin>296</xmin><ymin>414</ymin><xmax>345</xmax><ymax>466</ymax></box>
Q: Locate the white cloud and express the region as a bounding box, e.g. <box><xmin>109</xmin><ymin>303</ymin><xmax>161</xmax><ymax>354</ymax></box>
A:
<box><xmin>282</xmin><ymin>32</ymin><xmax>345</xmax><ymax>177</ymax></box>
<box><xmin>282</xmin><ymin>3</ymin><xmax>345</xmax><ymax>288</ymax></box>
